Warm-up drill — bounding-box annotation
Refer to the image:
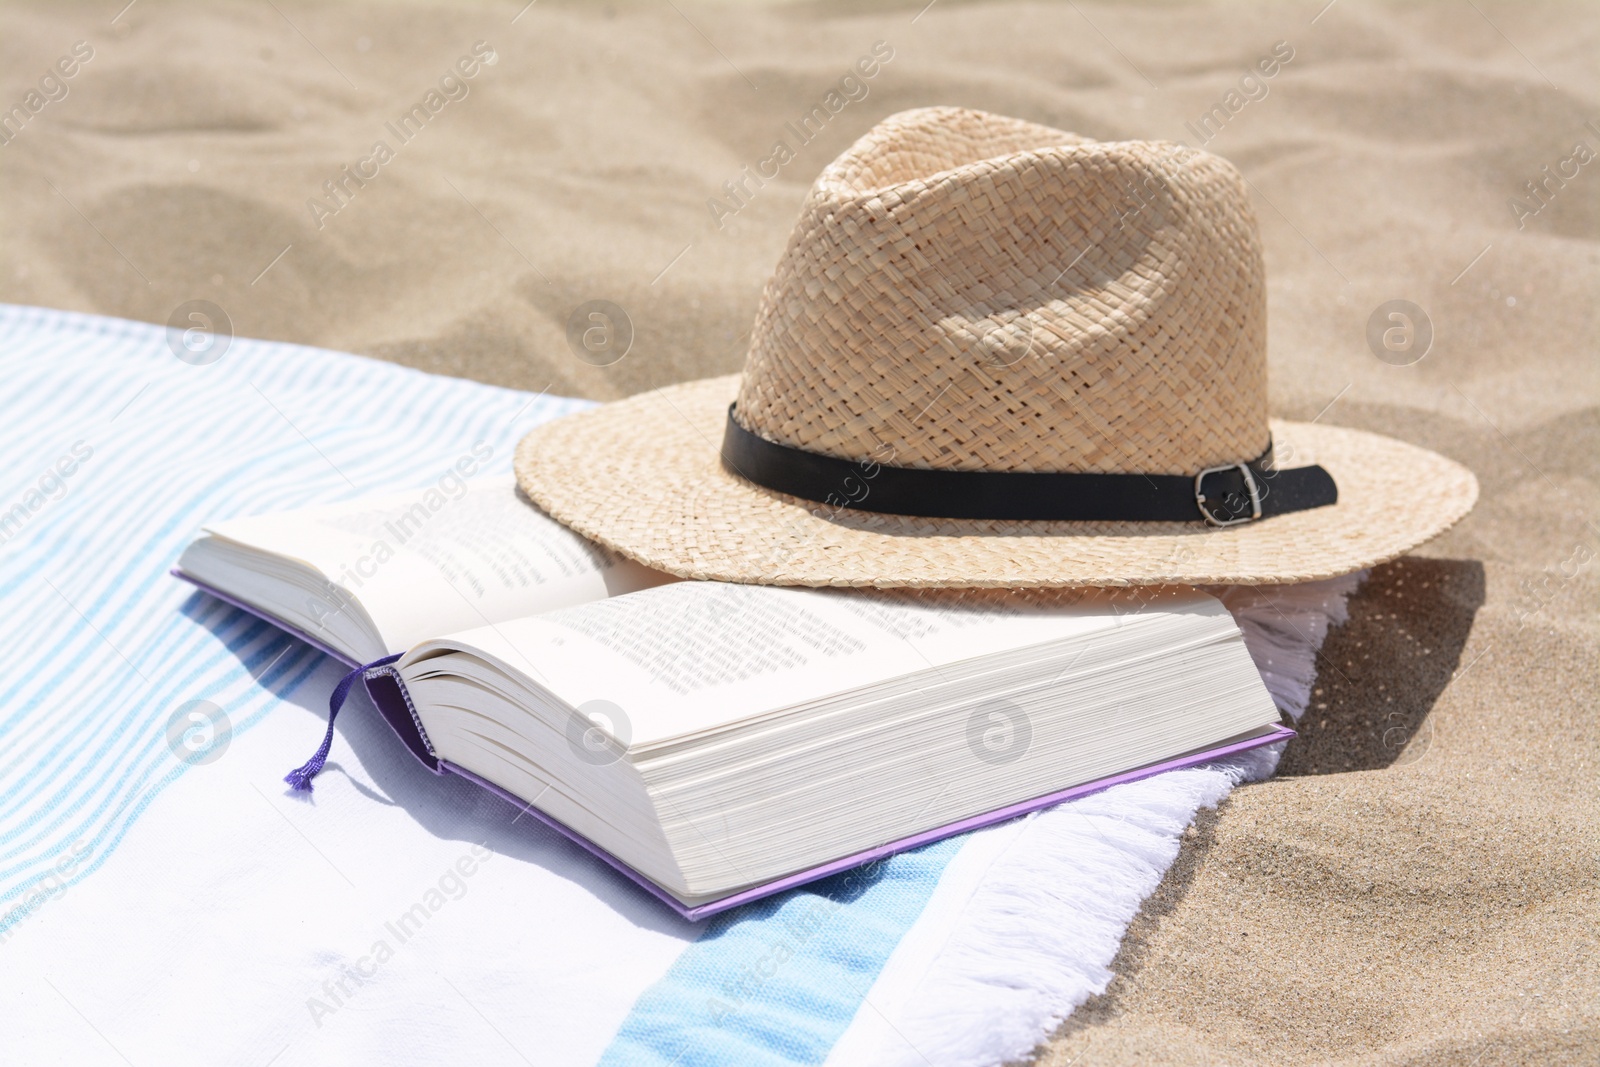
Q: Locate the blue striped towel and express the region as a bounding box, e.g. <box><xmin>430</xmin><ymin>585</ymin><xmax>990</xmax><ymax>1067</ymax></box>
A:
<box><xmin>0</xmin><ymin>305</ymin><xmax>1356</xmax><ymax>1066</ymax></box>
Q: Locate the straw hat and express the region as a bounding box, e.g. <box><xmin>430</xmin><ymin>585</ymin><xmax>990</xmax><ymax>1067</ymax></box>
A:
<box><xmin>515</xmin><ymin>107</ymin><xmax>1476</xmax><ymax>588</ymax></box>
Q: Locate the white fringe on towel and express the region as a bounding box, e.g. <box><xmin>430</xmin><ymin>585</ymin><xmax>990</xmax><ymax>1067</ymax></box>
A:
<box><xmin>822</xmin><ymin>572</ymin><xmax>1365</xmax><ymax>1067</ymax></box>
<box><xmin>1216</xmin><ymin>570</ymin><xmax>1365</xmax><ymax>728</ymax></box>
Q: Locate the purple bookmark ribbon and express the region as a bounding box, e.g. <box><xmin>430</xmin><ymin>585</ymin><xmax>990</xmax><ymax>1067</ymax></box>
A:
<box><xmin>283</xmin><ymin>653</ymin><xmax>403</xmax><ymax>792</ymax></box>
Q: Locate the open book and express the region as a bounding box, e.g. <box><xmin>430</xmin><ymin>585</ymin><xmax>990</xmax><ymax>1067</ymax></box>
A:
<box><xmin>175</xmin><ymin>476</ymin><xmax>1289</xmax><ymax>918</ymax></box>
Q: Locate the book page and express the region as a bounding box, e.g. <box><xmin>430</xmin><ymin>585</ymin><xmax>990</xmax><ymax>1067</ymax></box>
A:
<box><xmin>409</xmin><ymin>582</ymin><xmax>1227</xmax><ymax>744</ymax></box>
<box><xmin>203</xmin><ymin>476</ymin><xmax>670</xmax><ymax>655</ymax></box>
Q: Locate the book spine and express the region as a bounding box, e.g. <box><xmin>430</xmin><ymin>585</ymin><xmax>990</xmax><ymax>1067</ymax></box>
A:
<box><xmin>363</xmin><ymin>669</ymin><xmax>444</xmax><ymax>773</ymax></box>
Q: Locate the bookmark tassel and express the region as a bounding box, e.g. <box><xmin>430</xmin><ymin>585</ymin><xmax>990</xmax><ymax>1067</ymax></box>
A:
<box><xmin>283</xmin><ymin>653</ymin><xmax>402</xmax><ymax>792</ymax></box>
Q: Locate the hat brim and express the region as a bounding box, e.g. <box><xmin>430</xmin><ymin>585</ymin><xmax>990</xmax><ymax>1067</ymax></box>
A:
<box><xmin>514</xmin><ymin>375</ymin><xmax>1478</xmax><ymax>588</ymax></box>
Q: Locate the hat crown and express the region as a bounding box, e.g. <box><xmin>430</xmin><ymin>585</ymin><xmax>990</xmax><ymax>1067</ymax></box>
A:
<box><xmin>733</xmin><ymin>107</ymin><xmax>1270</xmax><ymax>475</ymax></box>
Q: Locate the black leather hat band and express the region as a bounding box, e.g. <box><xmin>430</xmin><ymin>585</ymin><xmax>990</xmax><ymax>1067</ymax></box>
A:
<box><xmin>721</xmin><ymin>405</ymin><xmax>1338</xmax><ymax>526</ymax></box>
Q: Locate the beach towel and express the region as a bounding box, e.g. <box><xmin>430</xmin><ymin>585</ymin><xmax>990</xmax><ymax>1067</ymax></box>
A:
<box><xmin>0</xmin><ymin>305</ymin><xmax>1357</xmax><ymax>1066</ymax></box>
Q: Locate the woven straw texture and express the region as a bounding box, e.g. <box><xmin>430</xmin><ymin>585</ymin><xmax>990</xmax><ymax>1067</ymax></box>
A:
<box><xmin>733</xmin><ymin>107</ymin><xmax>1268</xmax><ymax>475</ymax></box>
<box><xmin>516</xmin><ymin>107</ymin><xmax>1478</xmax><ymax>587</ymax></box>
<box><xmin>515</xmin><ymin>376</ymin><xmax>1478</xmax><ymax>588</ymax></box>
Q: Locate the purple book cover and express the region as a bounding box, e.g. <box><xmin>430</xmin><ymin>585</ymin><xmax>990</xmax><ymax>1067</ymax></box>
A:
<box><xmin>173</xmin><ymin>568</ymin><xmax>1293</xmax><ymax>921</ymax></box>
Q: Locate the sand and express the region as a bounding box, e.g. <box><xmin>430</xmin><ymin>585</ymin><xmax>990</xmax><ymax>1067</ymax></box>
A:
<box><xmin>3</xmin><ymin>1</ymin><xmax>1596</xmax><ymax>1063</ymax></box>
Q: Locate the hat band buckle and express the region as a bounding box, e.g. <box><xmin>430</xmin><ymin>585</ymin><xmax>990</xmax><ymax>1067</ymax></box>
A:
<box><xmin>1194</xmin><ymin>463</ymin><xmax>1263</xmax><ymax>527</ymax></box>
